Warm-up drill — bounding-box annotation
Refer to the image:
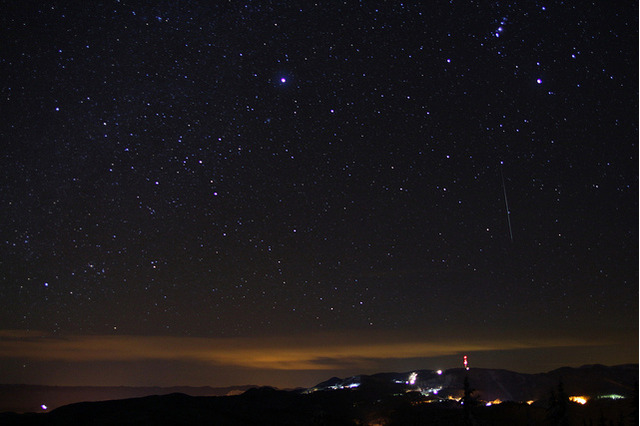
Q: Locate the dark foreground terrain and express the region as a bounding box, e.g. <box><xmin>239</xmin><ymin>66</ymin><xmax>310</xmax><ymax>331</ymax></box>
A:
<box><xmin>1</xmin><ymin>365</ymin><xmax>637</xmax><ymax>425</ymax></box>
<box><xmin>0</xmin><ymin>387</ymin><xmax>636</xmax><ymax>426</ymax></box>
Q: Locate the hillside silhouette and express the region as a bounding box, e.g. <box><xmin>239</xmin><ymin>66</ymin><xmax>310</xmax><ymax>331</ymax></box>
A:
<box><xmin>1</xmin><ymin>364</ymin><xmax>636</xmax><ymax>425</ymax></box>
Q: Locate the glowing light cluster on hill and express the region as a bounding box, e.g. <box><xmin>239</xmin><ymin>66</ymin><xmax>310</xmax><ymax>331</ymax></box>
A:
<box><xmin>569</xmin><ymin>396</ymin><xmax>588</xmax><ymax>405</ymax></box>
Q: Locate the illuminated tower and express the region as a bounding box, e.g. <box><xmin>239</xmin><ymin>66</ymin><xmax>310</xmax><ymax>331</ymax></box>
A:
<box><xmin>463</xmin><ymin>355</ymin><xmax>469</xmax><ymax>370</ymax></box>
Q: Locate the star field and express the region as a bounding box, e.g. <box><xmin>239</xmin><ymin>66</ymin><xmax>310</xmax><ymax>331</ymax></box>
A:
<box><xmin>0</xmin><ymin>1</ymin><xmax>637</xmax><ymax>385</ymax></box>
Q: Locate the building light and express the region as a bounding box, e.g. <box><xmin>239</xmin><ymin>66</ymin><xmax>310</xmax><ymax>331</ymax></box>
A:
<box><xmin>598</xmin><ymin>394</ymin><xmax>625</xmax><ymax>400</ymax></box>
<box><xmin>569</xmin><ymin>396</ymin><xmax>588</xmax><ymax>405</ymax></box>
<box><xmin>408</xmin><ymin>372</ymin><xmax>418</xmax><ymax>385</ymax></box>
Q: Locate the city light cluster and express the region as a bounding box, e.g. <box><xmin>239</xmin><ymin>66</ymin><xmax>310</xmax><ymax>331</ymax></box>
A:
<box><xmin>569</xmin><ymin>396</ymin><xmax>588</xmax><ymax>405</ymax></box>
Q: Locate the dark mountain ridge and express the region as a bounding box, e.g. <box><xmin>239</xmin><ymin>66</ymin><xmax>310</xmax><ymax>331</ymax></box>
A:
<box><xmin>0</xmin><ymin>384</ymin><xmax>257</xmax><ymax>414</ymax></box>
<box><xmin>1</xmin><ymin>364</ymin><xmax>637</xmax><ymax>425</ymax></box>
<box><xmin>332</xmin><ymin>364</ymin><xmax>638</xmax><ymax>401</ymax></box>
<box><xmin>309</xmin><ymin>363</ymin><xmax>637</xmax><ymax>403</ymax></box>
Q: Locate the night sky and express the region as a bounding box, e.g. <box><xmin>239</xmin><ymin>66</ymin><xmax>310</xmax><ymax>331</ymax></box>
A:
<box><xmin>0</xmin><ymin>1</ymin><xmax>637</xmax><ymax>388</ymax></box>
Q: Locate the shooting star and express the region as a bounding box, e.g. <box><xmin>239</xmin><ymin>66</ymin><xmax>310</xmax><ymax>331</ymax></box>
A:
<box><xmin>500</xmin><ymin>162</ymin><xmax>514</xmax><ymax>242</ymax></box>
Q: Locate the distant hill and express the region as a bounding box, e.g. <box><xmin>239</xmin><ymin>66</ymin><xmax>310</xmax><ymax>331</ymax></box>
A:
<box><xmin>0</xmin><ymin>365</ymin><xmax>637</xmax><ymax>425</ymax></box>
<box><xmin>310</xmin><ymin>364</ymin><xmax>638</xmax><ymax>403</ymax></box>
<box><xmin>0</xmin><ymin>384</ymin><xmax>256</xmax><ymax>414</ymax></box>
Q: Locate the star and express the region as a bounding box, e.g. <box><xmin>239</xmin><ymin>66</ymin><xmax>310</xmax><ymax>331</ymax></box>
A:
<box><xmin>0</xmin><ymin>0</ymin><xmax>635</xmax><ymax>390</ymax></box>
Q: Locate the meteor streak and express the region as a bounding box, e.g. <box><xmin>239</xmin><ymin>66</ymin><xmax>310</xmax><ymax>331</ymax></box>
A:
<box><xmin>500</xmin><ymin>163</ymin><xmax>514</xmax><ymax>242</ymax></box>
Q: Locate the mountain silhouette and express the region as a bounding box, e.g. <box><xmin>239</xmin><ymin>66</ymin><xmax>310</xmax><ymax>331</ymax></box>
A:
<box><xmin>1</xmin><ymin>364</ymin><xmax>636</xmax><ymax>425</ymax></box>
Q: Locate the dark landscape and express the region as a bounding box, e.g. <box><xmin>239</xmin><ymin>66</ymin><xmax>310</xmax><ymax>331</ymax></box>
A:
<box><xmin>0</xmin><ymin>384</ymin><xmax>256</xmax><ymax>415</ymax></box>
<box><xmin>1</xmin><ymin>364</ymin><xmax>637</xmax><ymax>425</ymax></box>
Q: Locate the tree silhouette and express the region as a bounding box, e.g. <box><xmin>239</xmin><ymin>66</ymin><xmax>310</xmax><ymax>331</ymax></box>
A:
<box><xmin>546</xmin><ymin>380</ymin><xmax>570</xmax><ymax>426</ymax></box>
<box><xmin>462</xmin><ymin>375</ymin><xmax>477</xmax><ymax>426</ymax></box>
<box><xmin>629</xmin><ymin>380</ymin><xmax>638</xmax><ymax>426</ymax></box>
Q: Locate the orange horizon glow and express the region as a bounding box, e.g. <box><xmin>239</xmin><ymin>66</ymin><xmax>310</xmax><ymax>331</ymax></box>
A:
<box><xmin>0</xmin><ymin>329</ymin><xmax>622</xmax><ymax>372</ymax></box>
